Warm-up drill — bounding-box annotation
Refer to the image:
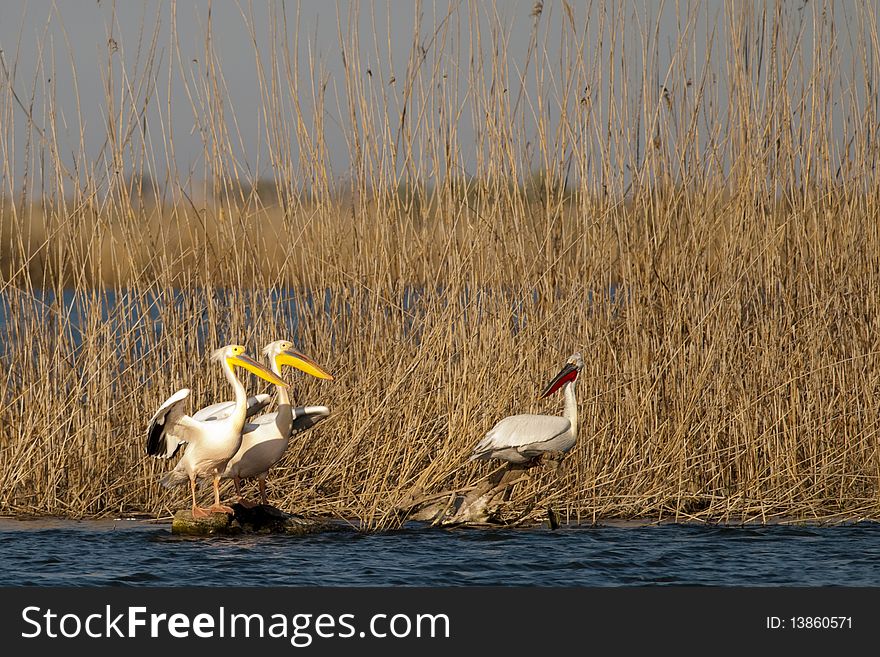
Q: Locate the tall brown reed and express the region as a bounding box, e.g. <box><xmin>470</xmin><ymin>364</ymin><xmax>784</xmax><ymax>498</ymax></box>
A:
<box><xmin>0</xmin><ymin>1</ymin><xmax>878</xmax><ymax>527</ymax></box>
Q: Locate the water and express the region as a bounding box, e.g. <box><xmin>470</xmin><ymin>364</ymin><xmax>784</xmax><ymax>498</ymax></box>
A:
<box><xmin>0</xmin><ymin>284</ymin><xmax>624</xmax><ymax>351</ymax></box>
<box><xmin>2</xmin><ymin>518</ymin><xmax>879</xmax><ymax>587</ymax></box>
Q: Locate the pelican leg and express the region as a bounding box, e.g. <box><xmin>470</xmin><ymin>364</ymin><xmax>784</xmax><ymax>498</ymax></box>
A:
<box><xmin>191</xmin><ymin>475</ymin><xmax>211</xmax><ymax>519</ymax></box>
<box><xmin>234</xmin><ymin>476</ymin><xmax>259</xmax><ymax>509</ymax></box>
<box><xmin>207</xmin><ymin>473</ymin><xmax>235</xmax><ymax>515</ymax></box>
<box><xmin>258</xmin><ymin>475</ymin><xmax>268</xmax><ymax>506</ymax></box>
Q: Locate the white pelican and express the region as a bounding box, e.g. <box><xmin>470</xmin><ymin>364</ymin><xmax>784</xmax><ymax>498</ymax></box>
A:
<box><xmin>146</xmin><ymin>344</ymin><xmax>290</xmax><ymax>518</ymax></box>
<box><xmin>223</xmin><ymin>340</ymin><xmax>334</xmax><ymax>507</ymax></box>
<box><xmin>469</xmin><ymin>352</ymin><xmax>584</xmax><ymax>465</ymax></box>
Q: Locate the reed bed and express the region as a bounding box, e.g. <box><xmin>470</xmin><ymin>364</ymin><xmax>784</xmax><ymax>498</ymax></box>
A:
<box><xmin>0</xmin><ymin>1</ymin><xmax>879</xmax><ymax>528</ymax></box>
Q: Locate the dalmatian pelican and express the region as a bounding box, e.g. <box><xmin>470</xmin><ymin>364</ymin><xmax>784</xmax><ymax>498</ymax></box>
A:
<box><xmin>223</xmin><ymin>340</ymin><xmax>334</xmax><ymax>507</ymax></box>
<box><xmin>469</xmin><ymin>352</ymin><xmax>584</xmax><ymax>464</ymax></box>
<box><xmin>146</xmin><ymin>344</ymin><xmax>289</xmax><ymax>517</ymax></box>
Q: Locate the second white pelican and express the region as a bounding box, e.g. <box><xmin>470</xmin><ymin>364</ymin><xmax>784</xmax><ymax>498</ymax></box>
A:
<box><xmin>146</xmin><ymin>344</ymin><xmax>289</xmax><ymax>518</ymax></box>
<box><xmin>469</xmin><ymin>352</ymin><xmax>584</xmax><ymax>465</ymax></box>
<box><xmin>223</xmin><ymin>340</ymin><xmax>334</xmax><ymax>507</ymax></box>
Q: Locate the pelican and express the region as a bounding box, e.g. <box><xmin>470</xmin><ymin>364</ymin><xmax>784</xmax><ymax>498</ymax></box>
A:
<box><xmin>146</xmin><ymin>344</ymin><xmax>290</xmax><ymax>518</ymax></box>
<box><xmin>469</xmin><ymin>352</ymin><xmax>584</xmax><ymax>465</ymax></box>
<box><xmin>223</xmin><ymin>340</ymin><xmax>334</xmax><ymax>507</ymax></box>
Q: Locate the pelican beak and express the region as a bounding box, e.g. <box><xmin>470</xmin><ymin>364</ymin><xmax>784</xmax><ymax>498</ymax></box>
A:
<box><xmin>276</xmin><ymin>349</ymin><xmax>334</xmax><ymax>380</ymax></box>
<box><xmin>540</xmin><ymin>362</ymin><xmax>578</xmax><ymax>399</ymax></box>
<box><xmin>228</xmin><ymin>353</ymin><xmax>290</xmax><ymax>388</ymax></box>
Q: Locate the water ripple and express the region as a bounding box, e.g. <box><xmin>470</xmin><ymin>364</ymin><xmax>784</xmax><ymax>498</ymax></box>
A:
<box><xmin>1</xmin><ymin>519</ymin><xmax>879</xmax><ymax>586</ymax></box>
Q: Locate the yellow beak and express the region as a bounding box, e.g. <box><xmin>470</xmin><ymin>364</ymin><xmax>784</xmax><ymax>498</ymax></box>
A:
<box><xmin>276</xmin><ymin>349</ymin><xmax>334</xmax><ymax>380</ymax></box>
<box><xmin>228</xmin><ymin>353</ymin><xmax>290</xmax><ymax>387</ymax></box>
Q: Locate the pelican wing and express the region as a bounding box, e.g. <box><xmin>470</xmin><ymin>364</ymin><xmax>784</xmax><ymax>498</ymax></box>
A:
<box><xmin>191</xmin><ymin>394</ymin><xmax>272</xmax><ymax>422</ymax></box>
<box><xmin>146</xmin><ymin>388</ymin><xmax>202</xmax><ymax>459</ymax></box>
<box><xmin>469</xmin><ymin>413</ymin><xmax>571</xmax><ymax>461</ymax></box>
<box><xmin>239</xmin><ymin>405</ymin><xmax>330</xmax><ymax>438</ymax></box>
<box><xmin>241</xmin><ymin>411</ymin><xmax>279</xmax><ymax>433</ymax></box>
<box><xmin>290</xmin><ymin>405</ymin><xmax>331</xmax><ymax>437</ymax></box>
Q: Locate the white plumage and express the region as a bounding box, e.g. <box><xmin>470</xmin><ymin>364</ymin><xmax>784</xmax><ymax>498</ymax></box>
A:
<box><xmin>191</xmin><ymin>394</ymin><xmax>271</xmax><ymax>422</ymax></box>
<box><xmin>470</xmin><ymin>414</ymin><xmax>574</xmax><ymax>464</ymax></box>
<box><xmin>222</xmin><ymin>340</ymin><xmax>334</xmax><ymax>507</ymax></box>
<box><xmin>146</xmin><ymin>344</ymin><xmax>289</xmax><ymax>518</ymax></box>
<box><xmin>146</xmin><ymin>388</ymin><xmax>193</xmax><ymax>460</ymax></box>
<box><xmin>469</xmin><ymin>352</ymin><xmax>584</xmax><ymax>465</ymax></box>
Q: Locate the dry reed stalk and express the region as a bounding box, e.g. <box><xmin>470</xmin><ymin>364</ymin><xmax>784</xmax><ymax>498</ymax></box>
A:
<box><xmin>0</xmin><ymin>1</ymin><xmax>877</xmax><ymax>527</ymax></box>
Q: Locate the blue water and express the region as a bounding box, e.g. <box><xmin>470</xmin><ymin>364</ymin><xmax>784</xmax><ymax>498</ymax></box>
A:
<box><xmin>0</xmin><ymin>284</ymin><xmax>624</xmax><ymax>354</ymax></box>
<box><xmin>2</xmin><ymin>519</ymin><xmax>879</xmax><ymax>586</ymax></box>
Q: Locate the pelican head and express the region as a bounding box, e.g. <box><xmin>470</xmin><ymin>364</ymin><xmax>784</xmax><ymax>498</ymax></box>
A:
<box><xmin>539</xmin><ymin>352</ymin><xmax>584</xmax><ymax>399</ymax></box>
<box><xmin>211</xmin><ymin>344</ymin><xmax>290</xmax><ymax>387</ymax></box>
<box><xmin>263</xmin><ymin>340</ymin><xmax>334</xmax><ymax>380</ymax></box>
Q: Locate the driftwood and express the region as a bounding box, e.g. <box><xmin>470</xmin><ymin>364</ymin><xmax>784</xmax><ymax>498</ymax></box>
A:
<box><xmin>171</xmin><ymin>503</ymin><xmax>347</xmax><ymax>536</ymax></box>
<box><xmin>397</xmin><ymin>452</ymin><xmax>567</xmax><ymax>527</ymax></box>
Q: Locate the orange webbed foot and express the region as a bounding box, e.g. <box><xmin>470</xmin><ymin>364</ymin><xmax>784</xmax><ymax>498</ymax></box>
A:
<box><xmin>208</xmin><ymin>503</ymin><xmax>235</xmax><ymax>515</ymax></box>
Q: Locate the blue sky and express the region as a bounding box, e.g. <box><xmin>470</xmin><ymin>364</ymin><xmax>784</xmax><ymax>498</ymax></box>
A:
<box><xmin>0</xmin><ymin>1</ymin><xmax>867</xmax><ymax>196</ymax></box>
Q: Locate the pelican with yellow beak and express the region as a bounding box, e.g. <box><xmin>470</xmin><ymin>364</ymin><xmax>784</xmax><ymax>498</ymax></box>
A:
<box><xmin>146</xmin><ymin>344</ymin><xmax>290</xmax><ymax>518</ymax></box>
<box><xmin>223</xmin><ymin>340</ymin><xmax>334</xmax><ymax>507</ymax></box>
